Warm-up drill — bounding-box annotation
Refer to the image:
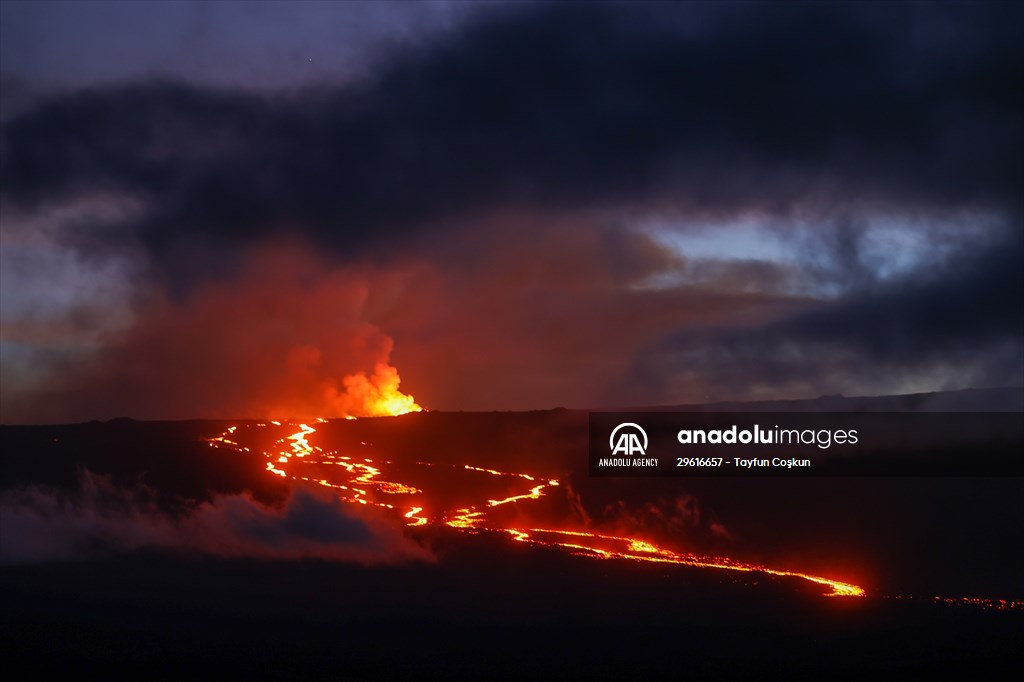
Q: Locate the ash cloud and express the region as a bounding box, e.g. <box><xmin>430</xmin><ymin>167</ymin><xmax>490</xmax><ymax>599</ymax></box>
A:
<box><xmin>4</xmin><ymin>244</ymin><xmax>421</xmax><ymax>423</ymax></box>
<box><xmin>2</xmin><ymin>1</ymin><xmax>1023</xmax><ymax>416</ymax></box>
<box><xmin>2</xmin><ymin>2</ymin><xmax>1021</xmax><ymax>277</ymax></box>
<box><xmin>0</xmin><ymin>470</ymin><xmax>431</xmax><ymax>564</ymax></box>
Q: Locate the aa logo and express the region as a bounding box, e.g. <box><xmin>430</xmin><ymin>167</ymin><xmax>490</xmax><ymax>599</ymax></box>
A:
<box><xmin>609</xmin><ymin>423</ymin><xmax>648</xmax><ymax>456</ymax></box>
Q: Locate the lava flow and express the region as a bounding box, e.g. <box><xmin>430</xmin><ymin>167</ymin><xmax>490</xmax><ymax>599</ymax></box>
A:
<box><xmin>207</xmin><ymin>418</ymin><xmax>867</xmax><ymax>599</ymax></box>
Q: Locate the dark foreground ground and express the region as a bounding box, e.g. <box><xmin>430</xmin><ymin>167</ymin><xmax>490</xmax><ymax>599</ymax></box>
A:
<box><xmin>3</xmin><ymin>539</ymin><xmax>1022</xmax><ymax>680</ymax></box>
<box><xmin>2</xmin><ymin>389</ymin><xmax>1022</xmax><ymax>679</ymax></box>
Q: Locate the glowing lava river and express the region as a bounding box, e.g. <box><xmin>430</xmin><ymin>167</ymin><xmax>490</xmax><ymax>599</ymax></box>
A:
<box><xmin>208</xmin><ymin>420</ymin><xmax>866</xmax><ymax>598</ymax></box>
<box><xmin>205</xmin><ymin>418</ymin><xmax>1022</xmax><ymax>610</ymax></box>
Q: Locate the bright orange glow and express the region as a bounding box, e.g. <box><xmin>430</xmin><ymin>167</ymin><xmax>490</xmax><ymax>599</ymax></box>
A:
<box><xmin>404</xmin><ymin>506</ymin><xmax>428</xmax><ymax>527</ymax></box>
<box><xmin>287</xmin><ymin>423</ymin><xmax>316</xmax><ymax>457</ymax></box>
<box><xmin>502</xmin><ymin>527</ymin><xmax>866</xmax><ymax>598</ymax></box>
<box><xmin>445</xmin><ymin>508</ymin><xmax>485</xmax><ymax>529</ymax></box>
<box><xmin>487</xmin><ymin>484</ymin><xmax>548</xmax><ymax>507</ymax></box>
<box><xmin>201</xmin><ymin>419</ymin><xmax>1015</xmax><ymax>606</ymax></box>
<box><xmin>205</xmin><ymin>420</ymin><xmax>875</xmax><ymax>600</ymax></box>
<box><xmin>339</xmin><ymin>362</ymin><xmax>423</xmax><ymax>417</ymax></box>
<box><xmin>628</xmin><ymin>539</ymin><xmax>659</xmax><ymax>553</ymax></box>
<box><xmin>464</xmin><ymin>464</ymin><xmax>534</xmax><ymax>480</ymax></box>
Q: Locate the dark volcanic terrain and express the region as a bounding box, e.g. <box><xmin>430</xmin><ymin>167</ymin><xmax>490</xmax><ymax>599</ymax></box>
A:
<box><xmin>2</xmin><ymin>388</ymin><xmax>1022</xmax><ymax>678</ymax></box>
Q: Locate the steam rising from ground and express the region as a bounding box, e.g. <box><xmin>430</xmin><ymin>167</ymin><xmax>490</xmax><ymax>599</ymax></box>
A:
<box><xmin>604</xmin><ymin>494</ymin><xmax>733</xmax><ymax>542</ymax></box>
<box><xmin>0</xmin><ymin>471</ymin><xmax>431</xmax><ymax>564</ymax></box>
<box><xmin>5</xmin><ymin>245</ymin><xmax>421</xmax><ymax>422</ymax></box>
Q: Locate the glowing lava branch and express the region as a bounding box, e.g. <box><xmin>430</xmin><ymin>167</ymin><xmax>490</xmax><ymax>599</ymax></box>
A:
<box><xmin>445</xmin><ymin>508</ymin><xmax>486</xmax><ymax>529</ymax></box>
<box><xmin>206</xmin><ymin>421</ymin><xmax>422</xmax><ymax>514</ymax></box>
<box><xmin>204</xmin><ymin>421</ymin><xmax>1024</xmax><ymax>608</ymax></box>
<box><xmin>501</xmin><ymin>528</ymin><xmax>866</xmax><ymax>598</ymax></box>
<box><xmin>287</xmin><ymin>423</ymin><xmax>316</xmax><ymax>458</ymax></box>
<box><xmin>405</xmin><ymin>506</ymin><xmax>428</xmax><ymax>527</ymax></box>
<box><xmin>488</xmin><ymin>484</ymin><xmax>549</xmax><ymax>507</ymax></box>
<box><xmin>463</xmin><ymin>465</ymin><xmax>535</xmax><ymax>480</ymax></box>
<box><xmin>207</xmin><ymin>425</ymin><xmax>249</xmax><ymax>452</ymax></box>
<box><xmin>206</xmin><ymin>421</ymin><xmax>873</xmax><ymax>600</ymax></box>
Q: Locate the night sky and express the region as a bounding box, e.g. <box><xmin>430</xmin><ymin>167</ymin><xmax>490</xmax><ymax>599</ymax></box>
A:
<box><xmin>2</xmin><ymin>0</ymin><xmax>1022</xmax><ymax>422</ymax></box>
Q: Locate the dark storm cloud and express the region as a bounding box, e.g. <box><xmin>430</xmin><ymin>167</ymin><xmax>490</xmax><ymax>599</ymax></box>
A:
<box><xmin>627</xmin><ymin>223</ymin><xmax>1024</xmax><ymax>402</ymax></box>
<box><xmin>2</xmin><ymin>1</ymin><xmax>1022</xmax><ymax>280</ymax></box>
<box><xmin>2</xmin><ymin>1</ymin><xmax>1022</xmax><ymax>417</ymax></box>
<box><xmin>780</xmin><ymin>226</ymin><xmax>1024</xmax><ymax>362</ymax></box>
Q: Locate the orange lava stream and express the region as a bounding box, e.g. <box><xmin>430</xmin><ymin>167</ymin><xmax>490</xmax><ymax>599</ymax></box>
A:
<box><xmin>205</xmin><ymin>419</ymin><xmax>1024</xmax><ymax>608</ymax></box>
<box><xmin>287</xmin><ymin>423</ymin><xmax>316</xmax><ymax>458</ymax></box>
<box><xmin>499</xmin><ymin>528</ymin><xmax>864</xmax><ymax>597</ymax></box>
<box><xmin>445</xmin><ymin>507</ymin><xmax>486</xmax><ymax>529</ymax></box>
<box><xmin>404</xmin><ymin>506</ymin><xmax>428</xmax><ymax>527</ymax></box>
<box><xmin>463</xmin><ymin>465</ymin><xmax>535</xmax><ymax>480</ymax></box>
<box><xmin>206</xmin><ymin>420</ymin><xmax>875</xmax><ymax>599</ymax></box>
<box><xmin>487</xmin><ymin>483</ymin><xmax>551</xmax><ymax>507</ymax></box>
<box><xmin>206</xmin><ymin>420</ymin><xmax>1023</xmax><ymax>607</ymax></box>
